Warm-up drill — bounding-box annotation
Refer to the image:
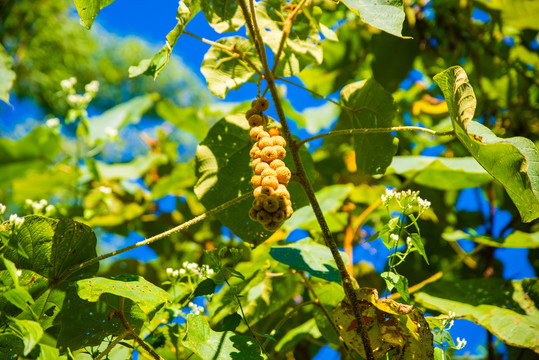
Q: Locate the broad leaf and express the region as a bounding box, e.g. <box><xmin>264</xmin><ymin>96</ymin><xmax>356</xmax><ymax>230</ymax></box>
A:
<box><xmin>443</xmin><ymin>230</ymin><xmax>539</xmax><ymax>248</ymax></box>
<box><xmin>310</xmin><ymin>282</ymin><xmax>344</xmax><ymax>346</ymax></box>
<box><xmin>184</xmin><ymin>314</ymin><xmax>266</xmax><ymax>359</ymax></box>
<box><xmin>73</xmin><ymin>0</ymin><xmax>115</xmax><ymax>30</ymax></box>
<box><xmin>0</xmin><ymin>127</ymin><xmax>61</xmax><ymax>184</ymax></box>
<box><xmin>341</xmin><ymin>0</ymin><xmax>406</xmax><ymax>37</ymax></box>
<box><xmin>0</xmin><ymin>44</ymin><xmax>16</xmax><ymax>104</ymax></box>
<box><xmin>194</xmin><ymin>114</ymin><xmax>314</xmax><ymax>243</ymax></box>
<box><xmin>9</xmin><ymin>319</ymin><xmax>43</xmax><ymax>356</ymax></box>
<box><xmin>95</xmin><ymin>153</ymin><xmax>167</xmax><ymax>180</ymax></box>
<box><xmin>475</xmin><ymin>0</ymin><xmax>539</xmax><ymax>31</ymax></box>
<box><xmin>76</xmin><ymin>274</ymin><xmax>170</xmax><ymax>315</ymax></box>
<box><xmin>56</xmin><ymin>285</ymin><xmax>145</xmax><ymax>352</ymax></box>
<box><xmin>334</xmin><ymin>288</ymin><xmax>433</xmax><ymax>359</ymax></box>
<box><xmin>337</xmin><ymin>78</ymin><xmax>398</xmax><ymax>175</ymax></box>
<box><xmin>201</xmin><ymin>0</ymin><xmax>245</xmax><ymax>33</ymax></box>
<box><xmin>434</xmin><ymin>66</ymin><xmax>539</xmax><ymax>222</ymax></box>
<box><xmin>380</xmin><ymin>271</ymin><xmax>409</xmax><ymax>302</ymax></box>
<box><xmin>387</xmin><ymin>156</ymin><xmax>492</xmax><ymax>190</ymax></box>
<box><xmin>129</xmin><ymin>0</ymin><xmax>199</xmax><ymax>79</ymax></box>
<box><xmin>193</xmin><ymin>278</ymin><xmax>217</xmax><ymax>297</ymax></box>
<box><xmin>270</xmin><ymin>238</ymin><xmax>349</xmax><ymax>283</ymax></box>
<box><xmin>415</xmin><ymin>278</ymin><xmax>539</xmax><ymax>354</ymax></box>
<box><xmin>88</xmin><ymin>93</ymin><xmax>159</xmax><ymax>144</ymax></box>
<box><xmin>200</xmin><ymin>36</ymin><xmax>261</xmax><ymax>98</ymax></box>
<box><xmin>0</xmin><ymin>215</ymin><xmax>98</xmax><ymax>281</ymax></box>
<box><xmin>0</xmin><ymin>333</ymin><xmax>23</xmax><ymax>359</ymax></box>
<box><xmin>274</xmin><ymin>318</ymin><xmax>322</xmax><ymax>352</ymax></box>
<box><xmin>156</xmin><ymin>100</ymin><xmax>209</xmax><ymax>140</ymax></box>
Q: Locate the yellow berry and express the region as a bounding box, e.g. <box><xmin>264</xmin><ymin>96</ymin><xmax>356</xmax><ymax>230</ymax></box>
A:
<box><xmin>249</xmin><ymin>208</ymin><xmax>258</xmax><ymax>220</ymax></box>
<box><xmin>260</xmin><ymin>186</ymin><xmax>274</xmax><ymax>196</ymax></box>
<box><xmin>253</xmin><ymin>186</ymin><xmax>263</xmax><ymax>197</ymax></box>
<box><xmin>272</xmin><ymin>210</ymin><xmax>286</xmax><ymax>222</ymax></box>
<box><xmin>260</xmin><ymin>168</ymin><xmax>277</xmax><ymax>179</ymax></box>
<box><xmin>257</xmin><ymin>131</ymin><xmax>270</xmax><ymax>141</ymax></box>
<box><xmin>256</xmin><ymin>210</ymin><xmax>273</xmax><ymax>224</ymax></box>
<box><xmin>275</xmin><ymin>184</ymin><xmax>290</xmax><ymax>199</ymax></box>
<box><xmin>255</xmin><ymin>162</ymin><xmax>270</xmax><ymax>175</ymax></box>
<box><xmin>285</xmin><ymin>205</ymin><xmax>294</xmax><ymax>219</ymax></box>
<box><xmin>268</xmin><ymin>128</ymin><xmax>281</xmax><ymax>137</ymax></box>
<box><xmin>250</xmin><ymin>126</ymin><xmax>264</xmax><ymax>141</ymax></box>
<box><xmin>251</xmin><ymin>175</ymin><xmax>262</xmax><ymax>188</ymax></box>
<box><xmin>258</xmin><ymin>137</ymin><xmax>273</xmax><ymax>149</ymax></box>
<box><xmin>274</xmin><ymin>145</ymin><xmax>286</xmax><ymax>160</ymax></box>
<box><xmin>249</xmin><ymin>114</ymin><xmax>264</xmax><ymax>127</ymax></box>
<box><xmin>269</xmin><ymin>159</ymin><xmax>285</xmax><ymax>170</ymax></box>
<box><xmin>272</xmin><ymin>136</ymin><xmax>286</xmax><ymax>147</ymax></box>
<box><xmin>261</xmin><ymin>175</ymin><xmax>279</xmax><ymax>190</ymax></box>
<box><xmin>261</xmin><ymin>146</ymin><xmax>278</xmax><ymax>162</ymax></box>
<box><xmin>264</xmin><ymin>221</ymin><xmax>282</xmax><ymax>231</ymax></box>
<box><xmin>263</xmin><ymin>195</ymin><xmax>280</xmax><ymax>213</ymax></box>
<box><xmin>276</xmin><ymin>166</ymin><xmax>291</xmax><ymax>185</ymax></box>
<box><xmin>251</xmin><ymin>157</ymin><xmax>261</xmax><ymax>171</ymax></box>
<box><xmin>250</xmin><ymin>144</ymin><xmax>261</xmax><ymax>159</ymax></box>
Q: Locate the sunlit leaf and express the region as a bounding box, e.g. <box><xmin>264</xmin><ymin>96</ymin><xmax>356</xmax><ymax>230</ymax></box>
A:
<box><xmin>0</xmin><ymin>44</ymin><xmax>16</xmax><ymax>104</ymax></box>
<box><xmin>8</xmin><ymin>319</ymin><xmax>43</xmax><ymax>356</ymax></box>
<box><xmin>434</xmin><ymin>66</ymin><xmax>539</xmax><ymax>222</ymax></box>
<box><xmin>156</xmin><ymin>100</ymin><xmax>209</xmax><ymax>140</ymax></box>
<box><xmin>73</xmin><ymin>0</ymin><xmax>115</xmax><ymax>30</ymax></box>
<box><xmin>201</xmin><ymin>0</ymin><xmax>245</xmax><ymax>33</ymax></box>
<box><xmin>443</xmin><ymin>230</ymin><xmax>539</xmax><ymax>248</ymax></box>
<box><xmin>341</xmin><ymin>0</ymin><xmax>406</xmax><ymax>37</ymax></box>
<box><xmin>475</xmin><ymin>0</ymin><xmax>539</xmax><ymax>30</ymax></box>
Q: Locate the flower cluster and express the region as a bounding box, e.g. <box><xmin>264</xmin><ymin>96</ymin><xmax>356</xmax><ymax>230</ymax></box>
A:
<box><xmin>60</xmin><ymin>77</ymin><xmax>100</xmax><ymax>116</ymax></box>
<box><xmin>166</xmin><ymin>262</ymin><xmax>214</xmax><ymax>280</ymax></box>
<box><xmin>187</xmin><ymin>301</ymin><xmax>204</xmax><ymax>315</ymax></box>
<box><xmin>25</xmin><ymin>199</ymin><xmax>56</xmax><ymax>216</ymax></box>
<box><xmin>247</xmin><ymin>98</ymin><xmax>293</xmax><ymax>231</ymax></box>
<box><xmin>381</xmin><ymin>188</ymin><xmax>431</xmax><ymax>215</ymax></box>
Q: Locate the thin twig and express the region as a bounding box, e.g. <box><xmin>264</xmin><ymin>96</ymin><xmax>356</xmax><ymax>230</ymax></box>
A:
<box><xmin>240</xmin><ymin>0</ymin><xmax>375</xmax><ymax>358</ymax></box>
<box><xmin>275</xmin><ymin>76</ymin><xmax>352</xmax><ymax>110</ymax></box>
<box><xmin>58</xmin><ymin>193</ymin><xmax>251</xmax><ymax>283</ymax></box>
<box><xmin>183</xmin><ymin>31</ymin><xmax>262</xmax><ymax>76</ymax></box>
<box><xmin>95</xmin><ymin>331</ymin><xmax>130</xmax><ymax>360</ymax></box>
<box><xmin>116</xmin><ymin>299</ymin><xmax>164</xmax><ymax>360</ymax></box>
<box><xmin>296</xmin><ymin>127</ymin><xmax>455</xmax><ymax>148</ymax></box>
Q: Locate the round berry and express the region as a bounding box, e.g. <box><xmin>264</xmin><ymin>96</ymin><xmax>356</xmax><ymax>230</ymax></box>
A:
<box><xmin>251</xmin><ymin>157</ymin><xmax>261</xmax><ymax>171</ymax></box>
<box><xmin>272</xmin><ymin>210</ymin><xmax>286</xmax><ymax>222</ymax></box>
<box><xmin>260</xmin><ymin>186</ymin><xmax>274</xmax><ymax>196</ymax></box>
<box><xmin>272</xmin><ymin>136</ymin><xmax>286</xmax><ymax>147</ymax></box>
<box><xmin>252</xmin><ymin>197</ymin><xmax>265</xmax><ymax>211</ymax></box>
<box><xmin>269</xmin><ymin>159</ymin><xmax>285</xmax><ymax>170</ymax></box>
<box><xmin>261</xmin><ymin>146</ymin><xmax>278</xmax><ymax>162</ymax></box>
<box><xmin>275</xmin><ymin>184</ymin><xmax>290</xmax><ymax>199</ymax></box>
<box><xmin>249</xmin><ymin>114</ymin><xmax>264</xmax><ymax>127</ymax></box>
<box><xmin>276</xmin><ymin>166</ymin><xmax>291</xmax><ymax>185</ymax></box>
<box><xmin>258</xmin><ymin>136</ymin><xmax>273</xmax><ymax>149</ymax></box>
<box><xmin>256</xmin><ymin>131</ymin><xmax>270</xmax><ymax>141</ymax></box>
<box><xmin>260</xmin><ymin>168</ymin><xmax>277</xmax><ymax>179</ymax></box>
<box><xmin>285</xmin><ymin>205</ymin><xmax>294</xmax><ymax>219</ymax></box>
<box><xmin>250</xmin><ymin>126</ymin><xmax>264</xmax><ymax>141</ymax></box>
<box><xmin>255</xmin><ymin>162</ymin><xmax>270</xmax><ymax>175</ymax></box>
<box><xmin>268</xmin><ymin>128</ymin><xmax>281</xmax><ymax>137</ymax></box>
<box><xmin>274</xmin><ymin>145</ymin><xmax>286</xmax><ymax>160</ymax></box>
<box><xmin>261</xmin><ymin>175</ymin><xmax>279</xmax><ymax>190</ymax></box>
<box><xmin>249</xmin><ymin>208</ymin><xmax>258</xmax><ymax>220</ymax></box>
<box><xmin>264</xmin><ymin>221</ymin><xmax>282</xmax><ymax>231</ymax></box>
<box><xmin>257</xmin><ymin>98</ymin><xmax>270</xmax><ymax>111</ymax></box>
<box><xmin>250</xmin><ymin>144</ymin><xmax>261</xmax><ymax>159</ymax></box>
<box><xmin>251</xmin><ymin>175</ymin><xmax>262</xmax><ymax>188</ymax></box>
<box><xmin>253</xmin><ymin>186</ymin><xmax>263</xmax><ymax>197</ymax></box>
<box><xmin>256</xmin><ymin>210</ymin><xmax>273</xmax><ymax>225</ymax></box>
<box><xmin>263</xmin><ymin>196</ymin><xmax>280</xmax><ymax>213</ymax></box>
<box><xmin>246</xmin><ymin>108</ymin><xmax>259</xmax><ymax>120</ymax></box>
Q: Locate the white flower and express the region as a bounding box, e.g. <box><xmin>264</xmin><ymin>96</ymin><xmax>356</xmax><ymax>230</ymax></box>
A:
<box><xmin>456</xmin><ymin>337</ymin><xmax>467</xmax><ymax>349</ymax></box>
<box><xmin>172</xmin><ymin>270</ymin><xmax>179</xmax><ymax>277</ymax></box>
<box><xmin>381</xmin><ymin>188</ymin><xmax>395</xmax><ymax>205</ymax></box>
<box><xmin>179</xmin><ymin>269</ymin><xmax>186</xmax><ymax>275</ymax></box>
<box><xmin>406</xmin><ymin>236</ymin><xmax>412</xmax><ymax>247</ymax></box>
<box><xmin>390</xmin><ymin>234</ymin><xmax>399</xmax><ymax>243</ymax></box>
<box><xmin>166</xmin><ymin>268</ymin><xmax>173</xmax><ymax>275</ymax></box>
<box><xmin>98</xmin><ymin>186</ymin><xmax>112</xmax><ymax>194</ymax></box>
<box><xmin>61</xmin><ymin>78</ymin><xmax>76</xmax><ymax>91</ymax></box>
<box><xmin>85</xmin><ymin>80</ymin><xmax>99</xmax><ymax>93</ymax></box>
<box><xmin>0</xmin><ymin>203</ymin><xmax>6</xmax><ymax>215</ymax></box>
<box><xmin>105</xmin><ymin>127</ymin><xmax>118</xmax><ymax>140</ymax></box>
<box><xmin>16</xmin><ymin>269</ymin><xmax>22</xmax><ymax>277</ymax></box>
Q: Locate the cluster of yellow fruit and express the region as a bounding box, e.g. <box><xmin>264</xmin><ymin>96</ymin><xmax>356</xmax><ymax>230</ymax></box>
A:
<box><xmin>247</xmin><ymin>98</ymin><xmax>293</xmax><ymax>231</ymax></box>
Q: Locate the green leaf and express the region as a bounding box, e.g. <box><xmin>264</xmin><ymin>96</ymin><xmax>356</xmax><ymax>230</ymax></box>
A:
<box><xmin>4</xmin><ymin>288</ymin><xmax>36</xmax><ymax>318</ymax></box>
<box><xmin>256</xmin><ymin>0</ymin><xmax>322</xmax><ymax>77</ymax></box>
<box><xmin>475</xmin><ymin>0</ymin><xmax>539</xmax><ymax>31</ymax></box>
<box><xmin>95</xmin><ymin>153</ymin><xmax>167</xmax><ymax>180</ymax></box>
<box><xmin>11</xmin><ymin>166</ymin><xmax>79</xmax><ymax>204</ymax></box>
<box><xmin>201</xmin><ymin>0</ymin><xmax>245</xmax><ymax>33</ymax></box>
<box><xmin>193</xmin><ymin>278</ymin><xmax>217</xmax><ymax>297</ymax></box>
<box><xmin>284</xmin><ymin>184</ymin><xmax>354</xmax><ymax>230</ymax></box>
<box><xmin>309</xmin><ymin>282</ymin><xmax>345</xmax><ymax>346</ymax></box>
<box><xmin>0</xmin><ymin>127</ymin><xmax>61</xmax><ymax>184</ymax></box>
<box><xmin>1</xmin><ymin>215</ymin><xmax>98</xmax><ymax>281</ymax></box>
<box><xmin>270</xmin><ymin>238</ymin><xmax>349</xmax><ymax>283</ymax></box>
<box><xmin>221</xmin><ymin>312</ymin><xmax>242</xmax><ymax>331</ymax></box>
<box><xmin>409</xmin><ymin>233</ymin><xmax>429</xmax><ymax>264</ymax></box>
<box><xmin>156</xmin><ymin>100</ymin><xmax>209</xmax><ymax>140</ymax></box>
<box><xmin>338</xmin><ymin>79</ymin><xmax>398</xmax><ymax>175</ymax></box>
<box><xmin>0</xmin><ymin>333</ymin><xmax>23</xmax><ymax>359</ymax></box>
<box><xmin>184</xmin><ymin>314</ymin><xmax>266</xmax><ymax>359</ymax></box>
<box><xmin>1</xmin><ymin>256</ymin><xmax>19</xmax><ymax>287</ymax></box>
<box><xmin>76</xmin><ymin>274</ymin><xmax>170</xmax><ymax>315</ymax></box>
<box><xmin>0</xmin><ymin>44</ymin><xmax>16</xmax><ymax>104</ymax></box>
<box><xmin>194</xmin><ymin>114</ymin><xmax>314</xmax><ymax>243</ymax></box>
<box><xmin>387</xmin><ymin>156</ymin><xmax>492</xmax><ymax>190</ymax></box>
<box><xmin>9</xmin><ymin>318</ymin><xmax>43</xmax><ymax>356</ymax></box>
<box><xmin>56</xmin><ymin>285</ymin><xmax>145</xmax><ymax>352</ymax></box>
<box><xmin>36</xmin><ymin>344</ymin><xmax>61</xmax><ymax>360</ymax></box>
<box><xmin>88</xmin><ymin>93</ymin><xmax>159</xmax><ymax>144</ymax></box>
<box><xmin>274</xmin><ymin>318</ymin><xmax>321</xmax><ymax>352</ymax></box>
<box><xmin>415</xmin><ymin>278</ymin><xmax>539</xmax><ymax>354</ymax></box>
<box><xmin>381</xmin><ymin>271</ymin><xmax>410</xmax><ymax>302</ymax></box>
<box><xmin>341</xmin><ymin>0</ymin><xmax>406</xmax><ymax>37</ymax></box>
<box><xmin>443</xmin><ymin>230</ymin><xmax>539</xmax><ymax>248</ymax></box>
<box><xmin>129</xmin><ymin>0</ymin><xmax>199</xmax><ymax>79</ymax></box>
<box><xmin>151</xmin><ymin>162</ymin><xmax>196</xmax><ymax>198</ymax></box>
<box><xmin>73</xmin><ymin>0</ymin><xmax>115</xmax><ymax>30</ymax></box>
<box><xmin>434</xmin><ymin>66</ymin><xmax>539</xmax><ymax>222</ymax></box>
<box><xmin>201</xmin><ymin>36</ymin><xmax>261</xmax><ymax>98</ymax></box>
